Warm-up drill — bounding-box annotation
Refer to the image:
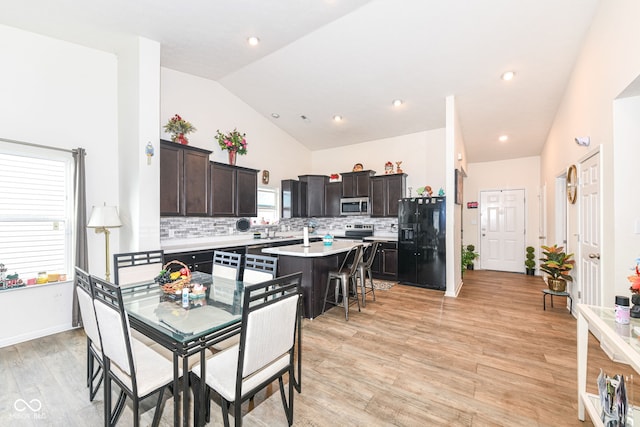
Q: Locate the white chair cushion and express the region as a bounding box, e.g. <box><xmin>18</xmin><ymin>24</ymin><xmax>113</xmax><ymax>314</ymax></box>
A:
<box><xmin>109</xmin><ymin>338</ymin><xmax>179</xmax><ymax>397</ymax></box>
<box><xmin>94</xmin><ymin>299</ymin><xmax>136</xmax><ymax>375</ymax></box>
<box><xmin>192</xmin><ymin>345</ymin><xmax>290</xmax><ymax>402</ymax></box>
<box><xmin>117</xmin><ymin>262</ymin><xmax>164</xmax><ymax>287</ymax></box>
<box><xmin>212</xmin><ymin>264</ymin><xmax>238</xmax><ymax>280</ymax></box>
<box><xmin>242</xmin><ymin>269</ymin><xmax>273</xmax><ymax>284</ymax></box>
<box><xmin>76</xmin><ymin>287</ymin><xmax>101</xmax><ymax>350</ymax></box>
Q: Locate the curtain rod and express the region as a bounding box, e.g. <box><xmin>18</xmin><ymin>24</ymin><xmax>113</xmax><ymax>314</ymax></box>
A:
<box><xmin>0</xmin><ymin>137</ymin><xmax>77</xmax><ymax>154</ymax></box>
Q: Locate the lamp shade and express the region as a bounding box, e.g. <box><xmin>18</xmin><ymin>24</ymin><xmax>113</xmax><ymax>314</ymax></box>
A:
<box><xmin>87</xmin><ymin>205</ymin><xmax>122</xmax><ymax>228</ymax></box>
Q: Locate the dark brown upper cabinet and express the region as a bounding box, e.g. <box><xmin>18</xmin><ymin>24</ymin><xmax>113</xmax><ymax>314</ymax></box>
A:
<box><xmin>341</xmin><ymin>170</ymin><xmax>376</xmax><ymax>197</ymax></box>
<box><xmin>160</xmin><ymin>140</ymin><xmax>211</xmax><ymax>216</ymax></box>
<box><xmin>298</xmin><ymin>175</ymin><xmax>329</xmax><ymax>217</ymax></box>
<box><xmin>281</xmin><ymin>179</ymin><xmax>308</xmax><ymax>218</ymax></box>
<box><xmin>210</xmin><ymin>162</ymin><xmax>258</xmax><ymax>217</ymax></box>
<box><xmin>370</xmin><ymin>173</ymin><xmax>407</xmax><ymax>217</ymax></box>
<box><xmin>324</xmin><ymin>181</ymin><xmax>342</xmax><ymax>217</ymax></box>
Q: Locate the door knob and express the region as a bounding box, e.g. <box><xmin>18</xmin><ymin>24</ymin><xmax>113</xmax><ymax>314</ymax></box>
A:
<box><xmin>588</xmin><ymin>253</ymin><xmax>600</xmax><ymax>260</ymax></box>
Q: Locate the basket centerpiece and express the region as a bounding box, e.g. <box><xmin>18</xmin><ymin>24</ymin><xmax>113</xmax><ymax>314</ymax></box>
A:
<box><xmin>155</xmin><ymin>260</ymin><xmax>192</xmax><ymax>294</ymax></box>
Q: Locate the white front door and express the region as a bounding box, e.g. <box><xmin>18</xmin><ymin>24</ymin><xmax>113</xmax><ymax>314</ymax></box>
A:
<box><xmin>579</xmin><ymin>152</ymin><xmax>601</xmax><ymax>306</ymax></box>
<box><xmin>479</xmin><ymin>189</ymin><xmax>526</xmax><ymax>272</ymax></box>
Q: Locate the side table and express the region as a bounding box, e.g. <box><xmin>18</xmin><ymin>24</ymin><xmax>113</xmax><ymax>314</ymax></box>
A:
<box><xmin>542</xmin><ymin>288</ymin><xmax>572</xmax><ymax>312</ymax></box>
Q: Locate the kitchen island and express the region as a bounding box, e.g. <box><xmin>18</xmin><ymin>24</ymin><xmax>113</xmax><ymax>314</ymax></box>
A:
<box><xmin>263</xmin><ymin>240</ymin><xmax>364</xmax><ymax>318</ymax></box>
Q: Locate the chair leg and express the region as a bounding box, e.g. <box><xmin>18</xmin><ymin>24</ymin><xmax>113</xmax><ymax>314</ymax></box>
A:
<box><xmin>341</xmin><ymin>278</ymin><xmax>349</xmax><ymax>320</ymax></box>
<box><xmin>111</xmin><ymin>391</ymin><xmax>127</xmax><ymax>426</ymax></box>
<box><xmin>358</xmin><ymin>265</ymin><xmax>367</xmax><ymax>307</ymax></box>
<box><xmin>322</xmin><ymin>276</ymin><xmax>332</xmax><ymax>314</ymax></box>
<box><xmin>367</xmin><ymin>267</ymin><xmax>376</xmax><ymax>302</ymax></box>
<box><xmin>278</xmin><ymin>374</ymin><xmax>294</xmax><ymax>426</ymax></box>
<box><xmin>89</xmin><ymin>362</ymin><xmax>103</xmax><ymax>401</ymax></box>
<box><xmin>151</xmin><ymin>386</ymin><xmax>167</xmax><ymax>427</ymax></box>
<box><xmin>220</xmin><ymin>397</ymin><xmax>231</xmax><ymax>427</ymax></box>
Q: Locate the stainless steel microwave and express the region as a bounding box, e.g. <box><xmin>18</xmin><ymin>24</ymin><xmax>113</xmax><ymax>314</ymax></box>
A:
<box><xmin>340</xmin><ymin>197</ymin><xmax>370</xmax><ymax>216</ymax></box>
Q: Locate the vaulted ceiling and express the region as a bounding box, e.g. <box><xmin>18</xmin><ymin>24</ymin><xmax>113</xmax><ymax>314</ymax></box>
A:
<box><xmin>0</xmin><ymin>0</ymin><xmax>599</xmax><ymax>162</ymax></box>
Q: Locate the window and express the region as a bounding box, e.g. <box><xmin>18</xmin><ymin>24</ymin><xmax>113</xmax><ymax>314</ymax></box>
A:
<box><xmin>254</xmin><ymin>187</ymin><xmax>278</xmax><ymax>225</ymax></box>
<box><xmin>0</xmin><ymin>147</ymin><xmax>73</xmax><ymax>280</ymax></box>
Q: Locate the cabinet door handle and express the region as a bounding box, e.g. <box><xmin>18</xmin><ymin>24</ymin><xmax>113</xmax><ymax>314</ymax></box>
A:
<box><xmin>588</xmin><ymin>253</ymin><xmax>600</xmax><ymax>260</ymax></box>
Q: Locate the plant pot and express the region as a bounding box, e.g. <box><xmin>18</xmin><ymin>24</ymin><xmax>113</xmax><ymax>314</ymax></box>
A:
<box><xmin>176</xmin><ymin>133</ymin><xmax>189</xmax><ymax>145</ymax></box>
<box><xmin>228</xmin><ymin>150</ymin><xmax>237</xmax><ymax>165</ymax></box>
<box><xmin>526</xmin><ymin>268</ymin><xmax>535</xmax><ymax>276</ymax></box>
<box><xmin>466</xmin><ymin>264</ymin><xmax>474</xmax><ymax>270</ymax></box>
<box><xmin>547</xmin><ymin>278</ymin><xmax>566</xmax><ymax>292</ymax></box>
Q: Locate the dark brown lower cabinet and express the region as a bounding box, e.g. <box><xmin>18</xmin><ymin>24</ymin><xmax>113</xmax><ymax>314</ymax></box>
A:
<box><xmin>372</xmin><ymin>241</ymin><xmax>398</xmax><ymax>280</ymax></box>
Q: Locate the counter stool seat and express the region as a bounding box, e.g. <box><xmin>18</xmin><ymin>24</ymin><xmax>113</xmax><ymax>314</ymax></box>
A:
<box><xmin>322</xmin><ymin>245</ymin><xmax>363</xmax><ymax>321</ymax></box>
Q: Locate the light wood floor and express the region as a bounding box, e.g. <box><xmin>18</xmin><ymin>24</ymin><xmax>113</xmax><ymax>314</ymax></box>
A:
<box><xmin>0</xmin><ymin>270</ymin><xmax>633</xmax><ymax>426</ymax></box>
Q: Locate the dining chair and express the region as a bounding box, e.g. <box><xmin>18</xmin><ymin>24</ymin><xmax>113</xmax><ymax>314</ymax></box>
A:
<box><xmin>91</xmin><ymin>274</ymin><xmax>179</xmax><ymax>427</ymax></box>
<box><xmin>75</xmin><ymin>266</ymin><xmax>103</xmax><ymax>401</ymax></box>
<box><xmin>242</xmin><ymin>254</ymin><xmax>278</xmax><ymax>284</ymax></box>
<box><xmin>322</xmin><ymin>244</ymin><xmax>363</xmax><ymax>320</ymax></box>
<box><xmin>192</xmin><ymin>272</ymin><xmax>302</xmax><ymax>427</ymax></box>
<box><xmin>357</xmin><ymin>241</ymin><xmax>379</xmax><ymax>307</ymax></box>
<box><xmin>212</xmin><ymin>250</ymin><xmax>242</xmax><ymax>281</ymax></box>
<box><xmin>113</xmin><ymin>250</ymin><xmax>164</xmax><ymax>288</ymax></box>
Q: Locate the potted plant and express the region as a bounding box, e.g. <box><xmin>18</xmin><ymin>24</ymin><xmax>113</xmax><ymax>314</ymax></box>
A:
<box><xmin>164</xmin><ymin>114</ymin><xmax>196</xmax><ymax>144</ymax></box>
<box><xmin>461</xmin><ymin>244</ymin><xmax>479</xmax><ymax>272</ymax></box>
<box><xmin>215</xmin><ymin>128</ymin><xmax>248</xmax><ymax>165</ymax></box>
<box><xmin>525</xmin><ymin>246</ymin><xmax>536</xmax><ymax>275</ymax></box>
<box><xmin>539</xmin><ymin>244</ymin><xmax>574</xmax><ymax>292</ymax></box>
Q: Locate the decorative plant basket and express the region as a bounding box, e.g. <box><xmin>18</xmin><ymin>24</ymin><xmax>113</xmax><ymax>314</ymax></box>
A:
<box><xmin>156</xmin><ymin>260</ymin><xmax>192</xmax><ymax>294</ymax></box>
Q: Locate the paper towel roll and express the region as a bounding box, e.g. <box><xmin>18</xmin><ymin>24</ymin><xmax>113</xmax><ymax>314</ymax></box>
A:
<box><xmin>303</xmin><ymin>226</ymin><xmax>310</xmax><ymax>247</ymax></box>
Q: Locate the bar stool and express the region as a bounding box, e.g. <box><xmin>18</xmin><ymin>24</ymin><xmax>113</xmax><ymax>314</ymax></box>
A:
<box><xmin>357</xmin><ymin>241</ymin><xmax>379</xmax><ymax>307</ymax></box>
<box><xmin>322</xmin><ymin>244</ymin><xmax>363</xmax><ymax>320</ymax></box>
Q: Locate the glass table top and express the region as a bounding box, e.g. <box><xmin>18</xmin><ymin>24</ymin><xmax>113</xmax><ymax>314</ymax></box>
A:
<box><xmin>121</xmin><ymin>272</ymin><xmax>244</xmax><ymax>343</ymax></box>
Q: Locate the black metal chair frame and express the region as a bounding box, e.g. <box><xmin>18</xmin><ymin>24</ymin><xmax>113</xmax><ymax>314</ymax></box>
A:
<box><xmin>243</xmin><ymin>253</ymin><xmax>278</xmax><ymax>283</ymax></box>
<box><xmin>194</xmin><ymin>272</ymin><xmax>303</xmax><ymax>427</ymax></box>
<box><xmin>212</xmin><ymin>250</ymin><xmax>243</xmax><ymax>281</ymax></box>
<box><xmin>113</xmin><ymin>250</ymin><xmax>164</xmax><ymax>286</ymax></box>
<box><xmin>91</xmin><ymin>275</ymin><xmax>174</xmax><ymax>427</ymax></box>
<box><xmin>322</xmin><ymin>244</ymin><xmax>363</xmax><ymax>320</ymax></box>
<box><xmin>75</xmin><ymin>266</ymin><xmax>103</xmax><ymax>402</ymax></box>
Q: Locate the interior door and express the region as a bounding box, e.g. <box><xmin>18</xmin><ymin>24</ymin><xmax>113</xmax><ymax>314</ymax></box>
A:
<box><xmin>479</xmin><ymin>189</ymin><xmax>526</xmax><ymax>272</ymax></box>
<box><xmin>578</xmin><ymin>152</ymin><xmax>601</xmax><ymax>306</ymax></box>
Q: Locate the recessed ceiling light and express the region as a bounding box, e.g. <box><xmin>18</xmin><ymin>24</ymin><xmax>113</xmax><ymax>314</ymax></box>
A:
<box><xmin>501</xmin><ymin>71</ymin><xmax>515</xmax><ymax>81</ymax></box>
<box><xmin>333</xmin><ymin>115</ymin><xmax>343</xmax><ymax>122</ymax></box>
<box><xmin>271</xmin><ymin>113</ymin><xmax>280</xmax><ymax>119</ymax></box>
<box><xmin>392</xmin><ymin>99</ymin><xmax>403</xmax><ymax>107</ymax></box>
<box><xmin>499</xmin><ymin>135</ymin><xmax>509</xmax><ymax>142</ymax></box>
<box><xmin>247</xmin><ymin>36</ymin><xmax>260</xmax><ymax>46</ymax></box>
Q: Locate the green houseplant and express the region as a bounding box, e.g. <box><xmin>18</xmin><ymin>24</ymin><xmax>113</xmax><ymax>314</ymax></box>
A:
<box><xmin>461</xmin><ymin>244</ymin><xmax>479</xmax><ymax>272</ymax></box>
<box><xmin>163</xmin><ymin>114</ymin><xmax>196</xmax><ymax>144</ymax></box>
<box><xmin>525</xmin><ymin>246</ymin><xmax>536</xmax><ymax>275</ymax></box>
<box><xmin>539</xmin><ymin>244</ymin><xmax>574</xmax><ymax>292</ymax></box>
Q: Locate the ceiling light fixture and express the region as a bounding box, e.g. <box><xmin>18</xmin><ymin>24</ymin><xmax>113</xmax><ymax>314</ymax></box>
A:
<box><xmin>499</xmin><ymin>135</ymin><xmax>509</xmax><ymax>142</ymax></box>
<box><xmin>271</xmin><ymin>113</ymin><xmax>280</xmax><ymax>119</ymax></box>
<box><xmin>247</xmin><ymin>36</ymin><xmax>260</xmax><ymax>46</ymax></box>
<box><xmin>333</xmin><ymin>115</ymin><xmax>343</xmax><ymax>122</ymax></box>
<box><xmin>392</xmin><ymin>99</ymin><xmax>403</xmax><ymax>107</ymax></box>
<box><xmin>501</xmin><ymin>71</ymin><xmax>515</xmax><ymax>81</ymax></box>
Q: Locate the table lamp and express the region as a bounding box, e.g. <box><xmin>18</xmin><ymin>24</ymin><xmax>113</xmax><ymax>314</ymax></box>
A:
<box><xmin>87</xmin><ymin>205</ymin><xmax>122</xmax><ymax>282</ymax></box>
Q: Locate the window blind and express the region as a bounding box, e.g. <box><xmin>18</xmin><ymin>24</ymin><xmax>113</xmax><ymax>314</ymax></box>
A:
<box><xmin>0</xmin><ymin>152</ymin><xmax>70</xmax><ymax>280</ymax></box>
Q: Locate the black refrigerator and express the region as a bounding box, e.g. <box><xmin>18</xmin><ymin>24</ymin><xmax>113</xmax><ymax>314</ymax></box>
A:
<box><xmin>397</xmin><ymin>197</ymin><xmax>446</xmax><ymax>290</ymax></box>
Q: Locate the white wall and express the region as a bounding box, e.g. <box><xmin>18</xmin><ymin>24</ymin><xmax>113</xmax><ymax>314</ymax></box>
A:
<box><xmin>541</xmin><ymin>0</ymin><xmax>640</xmax><ymax>307</ymax></box>
<box><xmin>446</xmin><ymin>96</ymin><xmax>464</xmax><ymax>296</ymax></box>
<box><xmin>463</xmin><ymin>156</ymin><xmax>541</xmax><ymax>266</ymax></box>
<box><xmin>0</xmin><ymin>24</ymin><xmax>119</xmax><ymax>345</ymax></box>
<box><xmin>160</xmin><ymin>68</ymin><xmax>312</xmax><ymax>189</ymax></box>
<box><xmin>310</xmin><ymin>128</ymin><xmax>446</xmax><ymax>195</ymax></box>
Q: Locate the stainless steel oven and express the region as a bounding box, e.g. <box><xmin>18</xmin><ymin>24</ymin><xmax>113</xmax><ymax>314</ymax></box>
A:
<box><xmin>340</xmin><ymin>197</ymin><xmax>370</xmax><ymax>216</ymax></box>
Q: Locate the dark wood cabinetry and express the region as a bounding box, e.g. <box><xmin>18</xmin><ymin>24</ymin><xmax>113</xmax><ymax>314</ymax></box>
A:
<box><xmin>298</xmin><ymin>175</ymin><xmax>329</xmax><ymax>217</ymax></box>
<box><xmin>281</xmin><ymin>179</ymin><xmax>307</xmax><ymax>218</ymax></box>
<box><xmin>210</xmin><ymin>162</ymin><xmax>258</xmax><ymax>217</ymax></box>
<box><xmin>171</xmin><ymin>249</ymin><xmax>214</xmax><ymax>273</ymax></box>
<box><xmin>341</xmin><ymin>170</ymin><xmax>375</xmax><ymax>197</ymax></box>
<box><xmin>160</xmin><ymin>140</ymin><xmax>211</xmax><ymax>216</ymax></box>
<box><xmin>371</xmin><ymin>241</ymin><xmax>398</xmax><ymax>280</ymax></box>
<box><xmin>324</xmin><ymin>182</ymin><xmax>342</xmax><ymax>217</ymax></box>
<box><xmin>370</xmin><ymin>173</ymin><xmax>406</xmax><ymax>217</ymax></box>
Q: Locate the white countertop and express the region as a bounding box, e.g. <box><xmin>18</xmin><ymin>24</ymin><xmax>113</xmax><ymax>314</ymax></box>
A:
<box><xmin>262</xmin><ymin>239</ymin><xmax>364</xmax><ymax>258</ymax></box>
<box><xmin>161</xmin><ymin>233</ymin><xmax>307</xmax><ymax>254</ymax></box>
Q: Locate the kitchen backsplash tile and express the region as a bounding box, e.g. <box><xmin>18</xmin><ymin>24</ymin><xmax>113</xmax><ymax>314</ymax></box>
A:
<box><xmin>160</xmin><ymin>216</ymin><xmax>398</xmax><ymax>241</ymax></box>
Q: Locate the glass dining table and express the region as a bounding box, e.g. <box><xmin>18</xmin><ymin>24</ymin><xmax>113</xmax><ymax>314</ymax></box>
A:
<box><xmin>120</xmin><ymin>271</ymin><xmax>244</xmax><ymax>427</ymax></box>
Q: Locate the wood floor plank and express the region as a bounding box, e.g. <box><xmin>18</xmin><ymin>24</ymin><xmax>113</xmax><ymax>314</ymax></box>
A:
<box><xmin>0</xmin><ymin>270</ymin><xmax>632</xmax><ymax>425</ymax></box>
